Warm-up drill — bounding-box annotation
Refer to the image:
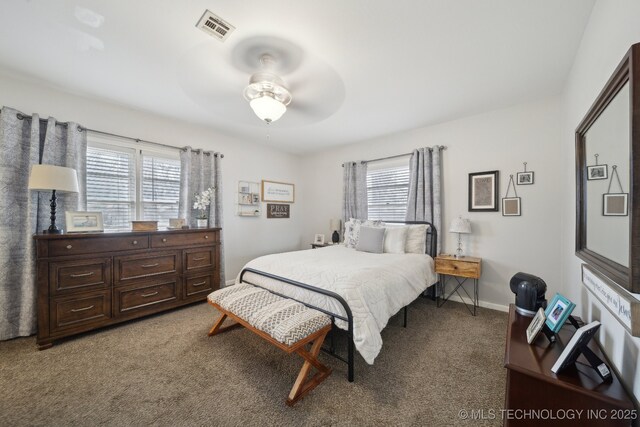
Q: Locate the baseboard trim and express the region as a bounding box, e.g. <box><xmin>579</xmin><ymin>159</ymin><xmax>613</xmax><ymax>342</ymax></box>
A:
<box><xmin>442</xmin><ymin>294</ymin><xmax>509</xmax><ymax>313</ymax></box>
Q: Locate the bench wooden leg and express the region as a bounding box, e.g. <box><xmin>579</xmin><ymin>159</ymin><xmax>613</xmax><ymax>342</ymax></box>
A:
<box><xmin>208</xmin><ymin>313</ymin><xmax>242</xmax><ymax>337</ymax></box>
<box><xmin>286</xmin><ymin>328</ymin><xmax>332</xmax><ymax>406</ymax></box>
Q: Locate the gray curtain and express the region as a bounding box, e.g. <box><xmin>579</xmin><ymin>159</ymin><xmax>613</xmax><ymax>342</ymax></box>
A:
<box><xmin>0</xmin><ymin>107</ymin><xmax>86</xmax><ymax>340</ymax></box>
<box><xmin>342</xmin><ymin>161</ymin><xmax>368</xmax><ymax>222</ymax></box>
<box><xmin>406</xmin><ymin>146</ymin><xmax>442</xmax><ymax>252</ymax></box>
<box><xmin>178</xmin><ymin>147</ymin><xmax>225</xmax><ymax>288</ymax></box>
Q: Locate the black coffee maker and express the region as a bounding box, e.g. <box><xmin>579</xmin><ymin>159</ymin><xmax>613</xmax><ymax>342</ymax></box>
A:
<box><xmin>509</xmin><ymin>272</ymin><xmax>547</xmax><ymax>317</ymax></box>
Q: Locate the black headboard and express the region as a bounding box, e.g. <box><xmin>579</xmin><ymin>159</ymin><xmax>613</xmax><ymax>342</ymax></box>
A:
<box><xmin>383</xmin><ymin>221</ymin><xmax>437</xmax><ymax>258</ymax></box>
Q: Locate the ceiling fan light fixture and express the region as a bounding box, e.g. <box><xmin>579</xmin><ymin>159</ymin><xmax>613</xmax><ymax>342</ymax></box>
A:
<box><xmin>244</xmin><ymin>72</ymin><xmax>291</xmax><ymax>123</ymax></box>
<box><xmin>249</xmin><ymin>94</ymin><xmax>287</xmax><ymax>123</ymax></box>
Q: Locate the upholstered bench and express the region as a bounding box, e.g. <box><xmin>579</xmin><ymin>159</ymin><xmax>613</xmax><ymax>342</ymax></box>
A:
<box><xmin>207</xmin><ymin>284</ymin><xmax>332</xmax><ymax>406</ymax></box>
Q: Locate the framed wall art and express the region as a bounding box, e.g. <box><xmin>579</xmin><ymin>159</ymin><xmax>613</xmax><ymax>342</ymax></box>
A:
<box><xmin>516</xmin><ymin>162</ymin><xmax>534</xmax><ymax>185</ymax></box>
<box><xmin>468</xmin><ymin>170</ymin><xmax>499</xmax><ymax>212</ymax></box>
<box><xmin>262</xmin><ymin>180</ymin><xmax>295</xmax><ymax>203</ymax></box>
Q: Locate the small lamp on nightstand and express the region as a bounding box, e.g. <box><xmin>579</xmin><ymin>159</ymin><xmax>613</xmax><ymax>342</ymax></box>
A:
<box><xmin>449</xmin><ymin>216</ymin><xmax>471</xmax><ymax>258</ymax></box>
<box><xmin>330</xmin><ymin>218</ymin><xmax>342</xmax><ymax>243</ymax></box>
<box><xmin>28</xmin><ymin>164</ymin><xmax>79</xmax><ymax>234</ymax></box>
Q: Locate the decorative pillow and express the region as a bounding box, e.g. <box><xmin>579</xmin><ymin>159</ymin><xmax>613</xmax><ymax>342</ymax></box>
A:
<box><xmin>383</xmin><ymin>226</ymin><xmax>408</xmax><ymax>254</ymax></box>
<box><xmin>344</xmin><ymin>218</ymin><xmax>383</xmax><ymax>248</ymax></box>
<box><xmin>356</xmin><ymin>226</ymin><xmax>385</xmax><ymax>253</ymax></box>
<box><xmin>405</xmin><ymin>224</ymin><xmax>429</xmax><ymax>254</ymax></box>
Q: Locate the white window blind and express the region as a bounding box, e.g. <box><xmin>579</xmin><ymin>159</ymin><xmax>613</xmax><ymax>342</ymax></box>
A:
<box><xmin>141</xmin><ymin>154</ymin><xmax>180</xmax><ymax>228</ymax></box>
<box><xmin>86</xmin><ymin>145</ymin><xmax>136</xmax><ymax>230</ymax></box>
<box><xmin>367</xmin><ymin>164</ymin><xmax>410</xmax><ymax>221</ymax></box>
<box><xmin>86</xmin><ymin>137</ymin><xmax>181</xmax><ymax>230</ymax></box>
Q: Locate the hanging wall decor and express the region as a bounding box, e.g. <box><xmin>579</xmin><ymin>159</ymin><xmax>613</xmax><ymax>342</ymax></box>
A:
<box><xmin>603</xmin><ymin>165</ymin><xmax>628</xmax><ymax>216</ymax></box>
<box><xmin>237</xmin><ymin>181</ymin><xmax>261</xmax><ymax>217</ymax></box>
<box><xmin>502</xmin><ymin>174</ymin><xmax>521</xmax><ymax>216</ymax></box>
<box><xmin>468</xmin><ymin>170</ymin><xmax>499</xmax><ymax>212</ymax></box>
<box><xmin>516</xmin><ymin>162</ymin><xmax>534</xmax><ymax>185</ymax></box>
<box><xmin>587</xmin><ymin>154</ymin><xmax>608</xmax><ymax>181</ymax></box>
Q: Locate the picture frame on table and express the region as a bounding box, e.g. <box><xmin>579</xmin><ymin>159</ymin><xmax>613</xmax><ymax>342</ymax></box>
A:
<box><xmin>468</xmin><ymin>170</ymin><xmax>499</xmax><ymax>212</ymax></box>
<box><xmin>587</xmin><ymin>164</ymin><xmax>608</xmax><ymax>180</ymax></box>
<box><xmin>603</xmin><ymin>193</ymin><xmax>628</xmax><ymax>216</ymax></box>
<box><xmin>544</xmin><ymin>293</ymin><xmax>576</xmax><ymax>333</ymax></box>
<box><xmin>526</xmin><ymin>308</ymin><xmax>547</xmax><ymax>344</ymax></box>
<box><xmin>65</xmin><ymin>211</ymin><xmax>104</xmax><ymax>233</ymax></box>
<box><xmin>314</xmin><ymin>234</ymin><xmax>325</xmax><ymax>245</ymax></box>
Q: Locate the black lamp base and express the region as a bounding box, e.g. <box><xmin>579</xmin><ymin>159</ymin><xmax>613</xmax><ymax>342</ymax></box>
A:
<box><xmin>332</xmin><ymin>230</ymin><xmax>340</xmax><ymax>243</ymax></box>
<box><xmin>45</xmin><ymin>189</ymin><xmax>62</xmax><ymax>234</ymax></box>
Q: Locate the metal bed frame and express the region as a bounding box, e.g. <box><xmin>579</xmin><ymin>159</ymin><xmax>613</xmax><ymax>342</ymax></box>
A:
<box><xmin>238</xmin><ymin>221</ymin><xmax>437</xmax><ymax>383</ymax></box>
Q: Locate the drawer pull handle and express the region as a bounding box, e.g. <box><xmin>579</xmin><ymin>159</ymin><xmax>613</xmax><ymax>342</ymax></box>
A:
<box><xmin>204</xmin><ymin>235</ymin><xmax>209</xmax><ymax>239</ymax></box>
<box><xmin>132</xmin><ymin>240</ymin><xmax>138</xmax><ymax>245</ymax></box>
<box><xmin>141</xmin><ymin>291</ymin><xmax>159</xmax><ymax>298</ymax></box>
<box><xmin>141</xmin><ymin>263</ymin><xmax>159</xmax><ymax>268</ymax></box>
<box><xmin>66</xmin><ymin>245</ymin><xmax>73</xmax><ymax>249</ymax></box>
<box><xmin>162</xmin><ymin>238</ymin><xmax>167</xmax><ymax>243</ymax></box>
<box><xmin>70</xmin><ymin>305</ymin><xmax>94</xmax><ymax>313</ymax></box>
<box><xmin>70</xmin><ymin>272</ymin><xmax>95</xmax><ymax>278</ymax></box>
<box><xmin>193</xmin><ymin>257</ymin><xmax>206</xmax><ymax>261</ymax></box>
<box><xmin>192</xmin><ymin>281</ymin><xmax>207</xmax><ymax>287</ymax></box>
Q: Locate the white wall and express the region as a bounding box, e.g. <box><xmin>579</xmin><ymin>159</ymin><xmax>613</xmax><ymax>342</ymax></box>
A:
<box><xmin>560</xmin><ymin>0</ymin><xmax>640</xmax><ymax>402</ymax></box>
<box><xmin>0</xmin><ymin>71</ymin><xmax>305</xmax><ymax>283</ymax></box>
<box><xmin>300</xmin><ymin>97</ymin><xmax>562</xmax><ymax>311</ymax></box>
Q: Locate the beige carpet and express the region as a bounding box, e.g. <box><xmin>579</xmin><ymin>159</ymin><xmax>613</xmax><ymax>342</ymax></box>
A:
<box><xmin>0</xmin><ymin>298</ymin><xmax>507</xmax><ymax>426</ymax></box>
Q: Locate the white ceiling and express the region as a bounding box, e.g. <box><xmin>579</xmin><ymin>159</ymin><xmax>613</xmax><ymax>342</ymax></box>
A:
<box><xmin>0</xmin><ymin>0</ymin><xmax>595</xmax><ymax>153</ymax></box>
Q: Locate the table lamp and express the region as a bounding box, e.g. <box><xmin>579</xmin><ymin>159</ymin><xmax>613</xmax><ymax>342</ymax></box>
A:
<box><xmin>28</xmin><ymin>164</ymin><xmax>79</xmax><ymax>234</ymax></box>
<box><xmin>449</xmin><ymin>216</ymin><xmax>471</xmax><ymax>258</ymax></box>
<box><xmin>330</xmin><ymin>218</ymin><xmax>342</xmax><ymax>243</ymax></box>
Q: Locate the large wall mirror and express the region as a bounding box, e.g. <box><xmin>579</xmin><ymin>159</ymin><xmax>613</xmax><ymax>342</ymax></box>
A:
<box><xmin>576</xmin><ymin>43</ymin><xmax>640</xmax><ymax>293</ymax></box>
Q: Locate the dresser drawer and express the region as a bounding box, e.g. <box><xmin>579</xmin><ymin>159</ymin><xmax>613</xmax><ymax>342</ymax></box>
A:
<box><xmin>114</xmin><ymin>279</ymin><xmax>178</xmax><ymax>315</ymax></box>
<box><xmin>48</xmin><ymin>236</ymin><xmax>148</xmax><ymax>257</ymax></box>
<box><xmin>50</xmin><ymin>291</ymin><xmax>111</xmax><ymax>333</ymax></box>
<box><xmin>114</xmin><ymin>252</ymin><xmax>178</xmax><ymax>283</ymax></box>
<box><xmin>184</xmin><ymin>248</ymin><xmax>215</xmax><ymax>272</ymax></box>
<box><xmin>184</xmin><ymin>273</ymin><xmax>216</xmax><ymax>298</ymax></box>
<box><xmin>49</xmin><ymin>258</ymin><xmax>111</xmax><ymax>295</ymax></box>
<box><xmin>435</xmin><ymin>257</ymin><xmax>481</xmax><ymax>279</ymax></box>
<box><xmin>150</xmin><ymin>231</ymin><xmax>218</xmax><ymax>248</ymax></box>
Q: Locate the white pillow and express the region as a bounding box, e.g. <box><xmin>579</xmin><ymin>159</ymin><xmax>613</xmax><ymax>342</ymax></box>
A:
<box><xmin>384</xmin><ymin>226</ymin><xmax>408</xmax><ymax>253</ymax></box>
<box><xmin>405</xmin><ymin>224</ymin><xmax>429</xmax><ymax>254</ymax></box>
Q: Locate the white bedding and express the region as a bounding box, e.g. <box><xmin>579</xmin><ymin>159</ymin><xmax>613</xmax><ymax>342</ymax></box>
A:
<box><xmin>236</xmin><ymin>245</ymin><xmax>436</xmax><ymax>364</ymax></box>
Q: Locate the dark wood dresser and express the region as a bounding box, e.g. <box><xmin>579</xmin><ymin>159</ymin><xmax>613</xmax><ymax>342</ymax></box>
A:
<box><xmin>504</xmin><ymin>304</ymin><xmax>635</xmax><ymax>426</ymax></box>
<box><xmin>34</xmin><ymin>228</ymin><xmax>221</xmax><ymax>349</ymax></box>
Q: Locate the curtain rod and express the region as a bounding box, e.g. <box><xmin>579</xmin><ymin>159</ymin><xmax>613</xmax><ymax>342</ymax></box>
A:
<box><xmin>341</xmin><ymin>146</ymin><xmax>446</xmax><ymax>167</ymax></box>
<box><xmin>15</xmin><ymin>112</ymin><xmax>224</xmax><ymax>158</ymax></box>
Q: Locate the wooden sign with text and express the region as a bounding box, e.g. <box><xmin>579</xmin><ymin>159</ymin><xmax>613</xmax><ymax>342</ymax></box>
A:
<box><xmin>267</xmin><ymin>203</ymin><xmax>290</xmax><ymax>219</ymax></box>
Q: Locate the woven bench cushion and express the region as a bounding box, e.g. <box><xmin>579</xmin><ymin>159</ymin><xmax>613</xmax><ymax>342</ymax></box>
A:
<box><xmin>208</xmin><ymin>284</ymin><xmax>331</xmax><ymax>347</ymax></box>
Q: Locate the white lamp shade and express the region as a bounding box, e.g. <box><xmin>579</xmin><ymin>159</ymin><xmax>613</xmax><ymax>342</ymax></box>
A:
<box><xmin>28</xmin><ymin>165</ymin><xmax>79</xmax><ymax>193</ymax></box>
<box><xmin>449</xmin><ymin>217</ymin><xmax>471</xmax><ymax>234</ymax></box>
<box><xmin>250</xmin><ymin>95</ymin><xmax>287</xmax><ymax>123</ymax></box>
<box><xmin>330</xmin><ymin>218</ymin><xmax>342</xmax><ymax>232</ymax></box>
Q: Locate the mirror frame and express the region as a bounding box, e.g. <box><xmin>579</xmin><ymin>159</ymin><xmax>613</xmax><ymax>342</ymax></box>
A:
<box><xmin>576</xmin><ymin>43</ymin><xmax>640</xmax><ymax>294</ymax></box>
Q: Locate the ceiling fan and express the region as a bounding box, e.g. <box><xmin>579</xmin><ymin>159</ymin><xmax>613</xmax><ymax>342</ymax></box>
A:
<box><xmin>243</xmin><ymin>54</ymin><xmax>292</xmax><ymax>124</ymax></box>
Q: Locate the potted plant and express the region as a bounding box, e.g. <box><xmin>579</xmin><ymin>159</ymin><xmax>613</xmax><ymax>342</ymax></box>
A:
<box><xmin>193</xmin><ymin>187</ymin><xmax>214</xmax><ymax>228</ymax></box>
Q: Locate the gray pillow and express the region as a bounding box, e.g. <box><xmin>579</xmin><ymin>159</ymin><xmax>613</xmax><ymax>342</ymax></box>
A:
<box><xmin>356</xmin><ymin>226</ymin><xmax>385</xmax><ymax>253</ymax></box>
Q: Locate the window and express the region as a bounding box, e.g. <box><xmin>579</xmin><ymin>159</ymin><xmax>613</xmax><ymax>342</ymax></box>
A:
<box><xmin>86</xmin><ymin>136</ymin><xmax>180</xmax><ymax>230</ymax></box>
<box><xmin>366</xmin><ymin>159</ymin><xmax>410</xmax><ymax>221</ymax></box>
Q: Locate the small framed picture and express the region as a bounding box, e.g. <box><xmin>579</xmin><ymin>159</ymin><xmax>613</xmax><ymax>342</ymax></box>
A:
<box><xmin>314</xmin><ymin>234</ymin><xmax>325</xmax><ymax>244</ymax></box>
<box><xmin>516</xmin><ymin>172</ymin><xmax>534</xmax><ymax>185</ymax></box>
<box><xmin>168</xmin><ymin>218</ymin><xmax>186</xmax><ymax>229</ymax></box>
<box><xmin>544</xmin><ymin>293</ymin><xmax>576</xmax><ymax>333</ymax></box>
<box><xmin>587</xmin><ymin>164</ymin><xmax>608</xmax><ymax>180</ymax></box>
<box><xmin>468</xmin><ymin>170</ymin><xmax>499</xmax><ymax>212</ymax></box>
<box><xmin>526</xmin><ymin>308</ymin><xmax>547</xmax><ymax>344</ymax></box>
<box><xmin>603</xmin><ymin>193</ymin><xmax>628</xmax><ymax>216</ymax></box>
<box><xmin>65</xmin><ymin>211</ymin><xmax>104</xmax><ymax>233</ymax></box>
<box><xmin>551</xmin><ymin>321</ymin><xmax>603</xmax><ymax>375</ymax></box>
<box><xmin>502</xmin><ymin>197</ymin><xmax>521</xmax><ymax>216</ymax></box>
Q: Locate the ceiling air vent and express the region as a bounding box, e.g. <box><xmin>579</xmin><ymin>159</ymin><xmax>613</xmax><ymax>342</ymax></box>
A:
<box><xmin>196</xmin><ymin>10</ymin><xmax>235</xmax><ymax>42</ymax></box>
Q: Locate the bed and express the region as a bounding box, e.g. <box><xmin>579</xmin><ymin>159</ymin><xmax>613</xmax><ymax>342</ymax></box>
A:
<box><xmin>236</xmin><ymin>221</ymin><xmax>438</xmax><ymax>382</ymax></box>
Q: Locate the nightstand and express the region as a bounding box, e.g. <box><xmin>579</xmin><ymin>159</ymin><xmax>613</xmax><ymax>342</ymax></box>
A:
<box><xmin>311</xmin><ymin>242</ymin><xmax>332</xmax><ymax>249</ymax></box>
<box><xmin>435</xmin><ymin>255</ymin><xmax>482</xmax><ymax>316</ymax></box>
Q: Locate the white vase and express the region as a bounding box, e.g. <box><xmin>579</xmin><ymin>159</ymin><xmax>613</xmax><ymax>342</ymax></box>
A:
<box><xmin>196</xmin><ymin>219</ymin><xmax>208</xmax><ymax>228</ymax></box>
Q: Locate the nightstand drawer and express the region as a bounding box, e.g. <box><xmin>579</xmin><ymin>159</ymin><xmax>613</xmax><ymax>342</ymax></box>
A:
<box><xmin>435</xmin><ymin>257</ymin><xmax>481</xmax><ymax>279</ymax></box>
